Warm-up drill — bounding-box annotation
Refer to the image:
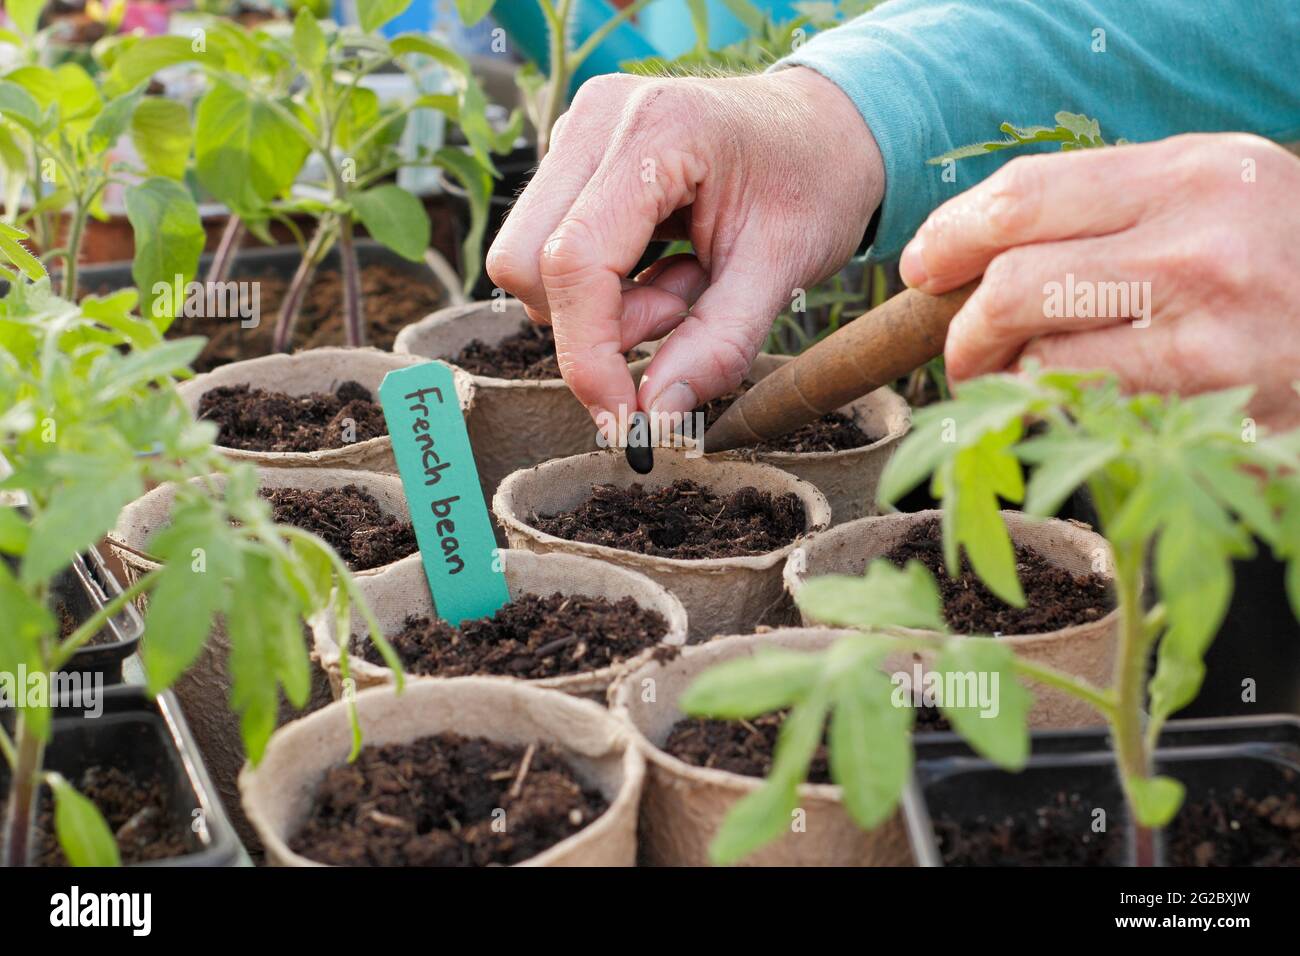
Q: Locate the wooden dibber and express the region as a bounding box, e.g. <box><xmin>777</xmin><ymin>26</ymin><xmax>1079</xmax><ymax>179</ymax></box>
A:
<box><xmin>702</xmin><ymin>281</ymin><xmax>978</xmax><ymax>453</ymax></box>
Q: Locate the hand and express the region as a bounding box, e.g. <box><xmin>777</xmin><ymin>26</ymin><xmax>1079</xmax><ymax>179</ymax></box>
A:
<box><xmin>900</xmin><ymin>133</ymin><xmax>1300</xmax><ymax>431</ymax></box>
<box><xmin>486</xmin><ymin>67</ymin><xmax>883</xmax><ymax>432</ymax></box>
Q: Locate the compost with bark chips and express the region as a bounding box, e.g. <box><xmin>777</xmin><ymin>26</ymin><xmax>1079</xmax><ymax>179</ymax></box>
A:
<box><xmin>451</xmin><ymin>321</ymin><xmax>644</xmax><ymax>380</ymax></box>
<box><xmin>530</xmin><ymin>479</ymin><xmax>806</xmax><ymax>559</ymax></box>
<box><xmin>289</xmin><ymin>733</ymin><xmax>609</xmax><ymax>866</ymax></box>
<box><xmin>695</xmin><ymin>383</ymin><xmax>879</xmax><ymax>454</ymax></box>
<box><xmin>886</xmin><ymin>517</ymin><xmax>1113</xmax><ymax>634</ymax></box>
<box><xmin>354</xmin><ymin>592</ymin><xmax>668</xmax><ymax>679</ymax></box>
<box><xmin>262</xmin><ymin>485</ymin><xmax>415</xmax><ymax>571</ymax></box>
<box><xmin>198</xmin><ymin>380</ymin><xmax>386</xmax><ymax>452</ymax></box>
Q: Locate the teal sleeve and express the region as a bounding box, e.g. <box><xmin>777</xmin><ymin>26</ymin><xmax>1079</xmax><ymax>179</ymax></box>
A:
<box><xmin>777</xmin><ymin>0</ymin><xmax>1300</xmax><ymax>260</ymax></box>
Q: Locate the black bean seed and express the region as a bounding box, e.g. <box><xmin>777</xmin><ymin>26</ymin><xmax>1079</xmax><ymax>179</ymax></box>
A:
<box><xmin>625</xmin><ymin>410</ymin><xmax>654</xmax><ymax>474</ymax></box>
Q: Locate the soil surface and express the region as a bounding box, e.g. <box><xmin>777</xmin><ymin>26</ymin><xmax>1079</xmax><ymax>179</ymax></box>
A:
<box><xmin>695</xmin><ymin>383</ymin><xmax>878</xmax><ymax>454</ymax></box>
<box><xmin>262</xmin><ymin>485</ymin><xmax>415</xmax><ymax>572</ymax></box>
<box><xmin>198</xmin><ymin>380</ymin><xmax>387</xmax><ymax>453</ymax></box>
<box><xmin>531</xmin><ymin>479</ymin><xmax>806</xmax><ymax>559</ymax></box>
<box><xmin>0</xmin><ymin>767</ymin><xmax>197</xmax><ymax>866</ymax></box>
<box><xmin>935</xmin><ymin>790</ymin><xmax>1125</xmax><ymax>866</ymax></box>
<box><xmin>56</xmin><ymin>600</ymin><xmax>113</xmax><ymax>647</ymax></box>
<box><xmin>161</xmin><ymin>264</ymin><xmax>446</xmax><ymax>373</ymax></box>
<box><xmin>663</xmin><ymin>711</ymin><xmax>831</xmax><ymax>783</ymax></box>
<box><xmin>1167</xmin><ymin>783</ymin><xmax>1300</xmax><ymax>866</ymax></box>
<box><xmin>355</xmin><ymin>592</ymin><xmax>668</xmax><ymax>679</ymax></box>
<box><xmin>452</xmin><ymin>322</ymin><xmax>644</xmax><ymax>380</ymax></box>
<box><xmin>885</xmin><ymin>517</ymin><xmax>1113</xmax><ymax>634</ymax></box>
<box><xmin>289</xmin><ymin>733</ymin><xmax>609</xmax><ymax>866</ymax></box>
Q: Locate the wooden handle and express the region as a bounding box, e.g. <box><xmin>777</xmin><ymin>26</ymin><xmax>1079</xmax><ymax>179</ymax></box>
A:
<box><xmin>702</xmin><ymin>281</ymin><xmax>978</xmax><ymax>453</ymax></box>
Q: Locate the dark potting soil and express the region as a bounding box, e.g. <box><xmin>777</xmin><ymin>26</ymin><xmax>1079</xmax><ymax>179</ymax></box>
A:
<box><xmin>354</xmin><ymin>592</ymin><xmax>668</xmax><ymax>679</ymax></box>
<box><xmin>1166</xmin><ymin>783</ymin><xmax>1300</xmax><ymax>866</ymax></box>
<box><xmin>695</xmin><ymin>383</ymin><xmax>878</xmax><ymax>454</ymax></box>
<box><xmin>0</xmin><ymin>767</ymin><xmax>197</xmax><ymax>866</ymax></box>
<box><xmin>934</xmin><ymin>790</ymin><xmax>1126</xmax><ymax>866</ymax></box>
<box><xmin>663</xmin><ymin>711</ymin><xmax>832</xmax><ymax>783</ymax></box>
<box><xmin>451</xmin><ymin>322</ymin><xmax>644</xmax><ymax>380</ymax></box>
<box><xmin>530</xmin><ymin>479</ymin><xmax>806</xmax><ymax>559</ymax></box>
<box><xmin>197</xmin><ymin>380</ymin><xmax>386</xmax><ymax>453</ymax></box>
<box><xmin>261</xmin><ymin>485</ymin><xmax>415</xmax><ymax>572</ymax></box>
<box><xmin>885</xmin><ymin>517</ymin><xmax>1113</xmax><ymax>634</ymax></box>
<box><xmin>289</xmin><ymin>733</ymin><xmax>609</xmax><ymax>866</ymax></box>
<box><xmin>56</xmin><ymin>600</ymin><xmax>113</xmax><ymax>646</ymax></box>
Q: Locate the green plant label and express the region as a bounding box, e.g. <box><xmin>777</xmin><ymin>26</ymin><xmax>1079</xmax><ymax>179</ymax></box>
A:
<box><xmin>379</xmin><ymin>362</ymin><xmax>508</xmax><ymax>625</ymax></box>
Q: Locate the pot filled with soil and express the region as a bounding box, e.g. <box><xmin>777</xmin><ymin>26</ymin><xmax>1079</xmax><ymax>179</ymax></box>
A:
<box><xmin>107</xmin><ymin>467</ymin><xmax>417</xmax><ymax>850</ymax></box>
<box><xmin>313</xmin><ymin>548</ymin><xmax>688</xmax><ymax>698</ymax></box>
<box><xmin>610</xmin><ymin>627</ymin><xmax>914</xmax><ymax>866</ymax></box>
<box><xmin>49</xmin><ymin>549</ymin><xmax>144</xmax><ymax>684</ymax></box>
<box><xmin>493</xmin><ymin>449</ymin><xmax>832</xmax><ymax>640</ymax></box>
<box><xmin>176</xmin><ymin>348</ymin><xmax>474</xmax><ymax>474</ymax></box>
<box><xmin>239</xmin><ymin>677</ymin><xmax>645</xmax><ymax>866</ymax></box>
<box><xmin>393</xmin><ymin>300</ymin><xmax>648</xmax><ymax>501</ymax></box>
<box><xmin>784</xmin><ymin>510</ymin><xmax>1118</xmax><ymax>728</ymax></box>
<box><xmin>904</xmin><ymin>715</ymin><xmax>1300</xmax><ymax>866</ymax></box>
<box><xmin>0</xmin><ymin>686</ymin><xmax>241</xmax><ymax>867</ymax></box>
<box><xmin>639</xmin><ymin>353</ymin><xmax>911</xmax><ymax>525</ymax></box>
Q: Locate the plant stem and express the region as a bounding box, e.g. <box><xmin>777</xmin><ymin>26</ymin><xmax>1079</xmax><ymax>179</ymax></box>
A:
<box><xmin>1</xmin><ymin>717</ymin><xmax>45</xmax><ymax>868</ymax></box>
<box><xmin>60</xmin><ymin>205</ymin><xmax>87</xmax><ymax>300</ymax></box>
<box><xmin>338</xmin><ymin>218</ymin><xmax>364</xmax><ymax>348</ymax></box>
<box><xmin>424</xmin><ymin>248</ymin><xmax>468</xmax><ymax>306</ymax></box>
<box><xmin>1110</xmin><ymin>542</ymin><xmax>1157</xmax><ymax>866</ymax></box>
<box><xmin>206</xmin><ymin>216</ymin><xmax>246</xmax><ymax>285</ymax></box>
<box><xmin>271</xmin><ymin>220</ymin><xmax>333</xmax><ymax>353</ymax></box>
<box><xmin>537</xmin><ymin>0</ymin><xmax>574</xmax><ymax>160</ymax></box>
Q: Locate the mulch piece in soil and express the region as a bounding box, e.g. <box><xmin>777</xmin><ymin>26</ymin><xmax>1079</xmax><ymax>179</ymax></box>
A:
<box><xmin>0</xmin><ymin>767</ymin><xmax>197</xmax><ymax>866</ymax></box>
<box><xmin>934</xmin><ymin>790</ymin><xmax>1125</xmax><ymax>866</ymax></box>
<box><xmin>530</xmin><ymin>479</ymin><xmax>806</xmax><ymax>559</ymax></box>
<box><xmin>885</xmin><ymin>517</ymin><xmax>1114</xmax><ymax>634</ymax></box>
<box><xmin>355</xmin><ymin>592</ymin><xmax>668</xmax><ymax>679</ymax></box>
<box><xmin>197</xmin><ymin>379</ymin><xmax>386</xmax><ymax>453</ymax></box>
<box><xmin>261</xmin><ymin>485</ymin><xmax>415</xmax><ymax>572</ymax></box>
<box><xmin>289</xmin><ymin>733</ymin><xmax>609</xmax><ymax>866</ymax></box>
<box><xmin>451</xmin><ymin>322</ymin><xmax>644</xmax><ymax>381</ymax></box>
<box><xmin>662</xmin><ymin>711</ymin><xmax>832</xmax><ymax>783</ymax></box>
<box><xmin>695</xmin><ymin>382</ymin><xmax>878</xmax><ymax>454</ymax></box>
<box><xmin>1166</xmin><ymin>780</ymin><xmax>1300</xmax><ymax>866</ymax></box>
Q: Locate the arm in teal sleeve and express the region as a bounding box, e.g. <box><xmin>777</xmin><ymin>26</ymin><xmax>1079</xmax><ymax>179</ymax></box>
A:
<box><xmin>777</xmin><ymin>0</ymin><xmax>1300</xmax><ymax>260</ymax></box>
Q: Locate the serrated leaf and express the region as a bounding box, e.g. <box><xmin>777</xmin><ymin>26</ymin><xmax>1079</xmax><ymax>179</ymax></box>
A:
<box><xmin>829</xmin><ymin>665</ymin><xmax>912</xmax><ymax>829</ymax></box>
<box><xmin>49</xmin><ymin>774</ymin><xmax>121</xmax><ymax>867</ymax></box>
<box><xmin>0</xmin><ymin>233</ymin><xmax>46</xmax><ymax>281</ymax></box>
<box><xmin>22</xmin><ymin>471</ymin><xmax>141</xmax><ymax>584</ymax></box>
<box><xmin>934</xmin><ymin>639</ymin><xmax>1031</xmax><ymax>770</ymax></box>
<box><xmin>1020</xmin><ymin>436</ymin><xmax>1119</xmax><ymax>517</ymax></box>
<box><xmin>795</xmin><ymin>559</ymin><xmax>947</xmax><ymax>632</ymax></box>
<box><xmin>680</xmin><ymin>648</ymin><xmax>825</xmax><ymax>719</ymax></box>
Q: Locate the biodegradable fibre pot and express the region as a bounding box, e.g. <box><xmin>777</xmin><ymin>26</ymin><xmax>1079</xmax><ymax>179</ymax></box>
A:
<box><xmin>312</xmin><ymin>548</ymin><xmax>689</xmax><ymax>698</ymax></box>
<box><xmin>493</xmin><ymin>449</ymin><xmax>833</xmax><ymax>640</ymax></box>
<box><xmin>635</xmin><ymin>353</ymin><xmax>912</xmax><ymax>526</ymax></box>
<box><xmin>393</xmin><ymin>300</ymin><xmax>647</xmax><ymax>500</ymax></box>
<box><xmin>105</xmin><ymin>467</ymin><xmax>411</xmax><ymax>851</ymax></box>
<box><xmin>240</xmin><ymin>677</ymin><xmax>646</xmax><ymax>866</ymax></box>
<box><xmin>176</xmin><ymin>347</ymin><xmax>475</xmax><ymax>474</ymax></box>
<box><xmin>610</xmin><ymin>628</ymin><xmax>913</xmax><ymax>866</ymax></box>
<box><xmin>784</xmin><ymin>509</ymin><xmax>1119</xmax><ymax>729</ymax></box>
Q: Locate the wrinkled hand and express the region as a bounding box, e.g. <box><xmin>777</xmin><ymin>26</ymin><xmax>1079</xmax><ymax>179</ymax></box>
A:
<box><xmin>901</xmin><ymin>133</ymin><xmax>1300</xmax><ymax>431</ymax></box>
<box><xmin>487</xmin><ymin>67</ymin><xmax>883</xmax><ymax>433</ymax></box>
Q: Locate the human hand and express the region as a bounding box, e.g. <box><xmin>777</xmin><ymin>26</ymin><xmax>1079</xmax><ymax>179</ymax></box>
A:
<box><xmin>486</xmin><ymin>66</ymin><xmax>883</xmax><ymax>434</ymax></box>
<box><xmin>900</xmin><ymin>133</ymin><xmax>1300</xmax><ymax>431</ymax></box>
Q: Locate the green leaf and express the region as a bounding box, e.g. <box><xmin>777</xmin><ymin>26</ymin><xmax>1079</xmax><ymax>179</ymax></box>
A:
<box><xmin>945</xmin><ymin>423</ymin><xmax>1026</xmax><ymax>606</ymax></box>
<box><xmin>195</xmin><ymin>81</ymin><xmax>309</xmax><ymax>215</ymax></box>
<box><xmin>110</xmin><ymin>35</ymin><xmax>205</xmax><ymax>89</ymax></box>
<box><xmin>680</xmin><ymin>648</ymin><xmax>825</xmax><ymax>719</ymax></box>
<box><xmin>0</xmin><ymin>505</ymin><xmax>31</xmax><ymax>553</ymax></box>
<box><xmin>125</xmin><ymin>178</ymin><xmax>205</xmax><ymax>325</ymax></box>
<box><xmin>225</xmin><ymin>552</ymin><xmax>293</xmax><ymax>762</ymax></box>
<box><xmin>0</xmin><ymin>80</ymin><xmax>44</xmax><ymax>133</ymax></box>
<box><xmin>390</xmin><ymin>33</ymin><xmax>470</xmax><ymax>75</ymax></box>
<box><xmin>454</xmin><ymin>0</ymin><xmax>496</xmax><ymax>27</ymax></box>
<box><xmin>88</xmin><ymin>87</ymin><xmax>144</xmax><ymax>153</ymax></box>
<box><xmin>432</xmin><ymin>146</ymin><xmax>491</xmax><ymax>292</ymax></box>
<box><xmin>350</xmin><ymin>184</ymin><xmax>430</xmax><ymax>263</ymax></box>
<box><xmin>795</xmin><ymin>559</ymin><xmax>947</xmax><ymax>632</ymax></box>
<box><xmin>0</xmin><ymin>232</ymin><xmax>46</xmax><ymax>281</ymax></box>
<box><xmin>1126</xmin><ymin>774</ymin><xmax>1185</xmax><ymax>828</ymax></box>
<box><xmin>130</xmin><ymin>98</ymin><xmax>192</xmax><ymax>180</ymax></box>
<box><xmin>1020</xmin><ymin>436</ymin><xmax>1119</xmax><ymax>517</ymax></box>
<box><xmin>1147</xmin><ymin>645</ymin><xmax>1205</xmax><ymax>727</ymax></box>
<box><xmin>7</xmin><ymin>0</ymin><xmax>47</xmax><ymax>37</ymax></box>
<box><xmin>357</xmin><ymin>0</ymin><xmax>414</xmax><ymax>33</ymax></box>
<box><xmin>292</xmin><ymin>6</ymin><xmax>328</xmax><ymax>70</ymax></box>
<box><xmin>23</xmin><ymin>472</ymin><xmax>141</xmax><ymax>584</ymax></box>
<box><xmin>933</xmin><ymin>639</ymin><xmax>1032</xmax><ymax>770</ymax></box>
<box><xmin>49</xmin><ymin>773</ymin><xmax>121</xmax><ymax>867</ymax></box>
<box><xmin>829</xmin><ymin>665</ymin><xmax>912</xmax><ymax>829</ymax></box>
<box><xmin>0</xmin><ymin>560</ymin><xmax>53</xmax><ymax>679</ymax></box>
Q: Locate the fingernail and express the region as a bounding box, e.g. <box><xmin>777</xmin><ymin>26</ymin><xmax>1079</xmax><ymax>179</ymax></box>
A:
<box><xmin>900</xmin><ymin>236</ymin><xmax>928</xmax><ymax>288</ymax></box>
<box><xmin>649</xmin><ymin>381</ymin><xmax>699</xmax><ymax>417</ymax></box>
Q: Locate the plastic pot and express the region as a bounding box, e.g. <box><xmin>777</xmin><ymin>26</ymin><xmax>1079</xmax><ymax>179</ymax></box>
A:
<box><xmin>312</xmin><ymin>548</ymin><xmax>688</xmax><ymax>699</ymax></box>
<box><xmin>174</xmin><ymin>347</ymin><xmax>474</xmax><ymax>474</ymax></box>
<box><xmin>784</xmin><ymin>510</ymin><xmax>1119</xmax><ymax>729</ymax></box>
<box><xmin>240</xmin><ymin>677</ymin><xmax>646</xmax><ymax>866</ymax></box>
<box><xmin>50</xmin><ymin>550</ymin><xmax>144</xmax><ymax>684</ymax></box>
<box><xmin>1</xmin><ymin>686</ymin><xmax>241</xmax><ymax>867</ymax></box>
<box><xmin>494</xmin><ymin>449</ymin><xmax>832</xmax><ymax>640</ymax></box>
<box><xmin>106</xmin><ymin>467</ymin><xmax>411</xmax><ymax>851</ymax></box>
<box><xmin>904</xmin><ymin>715</ymin><xmax>1300</xmax><ymax>866</ymax></box>
<box><xmin>610</xmin><ymin>627</ymin><xmax>914</xmax><ymax>866</ymax></box>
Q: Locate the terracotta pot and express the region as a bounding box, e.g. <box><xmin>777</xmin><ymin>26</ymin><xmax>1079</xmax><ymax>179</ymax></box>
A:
<box><xmin>312</xmin><ymin>549</ymin><xmax>689</xmax><ymax>699</ymax></box>
<box><xmin>393</xmin><ymin>299</ymin><xmax>646</xmax><ymax>501</ymax></box>
<box><xmin>784</xmin><ymin>510</ymin><xmax>1119</xmax><ymax>729</ymax></box>
<box><xmin>610</xmin><ymin>627</ymin><xmax>914</xmax><ymax>866</ymax></box>
<box><xmin>634</xmin><ymin>353</ymin><xmax>911</xmax><ymax>525</ymax></box>
<box><xmin>493</xmin><ymin>449</ymin><xmax>832</xmax><ymax>640</ymax></box>
<box><xmin>240</xmin><ymin>677</ymin><xmax>646</xmax><ymax>866</ymax></box>
<box><xmin>175</xmin><ymin>347</ymin><xmax>474</xmax><ymax>473</ymax></box>
<box><xmin>106</xmin><ymin>467</ymin><xmax>414</xmax><ymax>850</ymax></box>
